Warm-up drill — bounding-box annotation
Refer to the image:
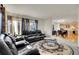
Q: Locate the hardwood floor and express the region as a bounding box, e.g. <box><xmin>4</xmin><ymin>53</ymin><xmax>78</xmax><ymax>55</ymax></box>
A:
<box><xmin>64</xmin><ymin>34</ymin><xmax>78</xmax><ymax>43</ymax></box>
<box><xmin>52</xmin><ymin>33</ymin><xmax>78</xmax><ymax>43</ymax></box>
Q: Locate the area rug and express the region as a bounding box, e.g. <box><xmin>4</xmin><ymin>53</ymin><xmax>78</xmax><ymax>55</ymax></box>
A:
<box><xmin>30</xmin><ymin>39</ymin><xmax>78</xmax><ymax>55</ymax></box>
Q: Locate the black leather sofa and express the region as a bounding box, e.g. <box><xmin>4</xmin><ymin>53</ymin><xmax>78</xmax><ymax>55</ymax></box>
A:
<box><xmin>22</xmin><ymin>30</ymin><xmax>46</xmax><ymax>43</ymax></box>
<box><xmin>0</xmin><ymin>33</ymin><xmax>40</xmax><ymax>55</ymax></box>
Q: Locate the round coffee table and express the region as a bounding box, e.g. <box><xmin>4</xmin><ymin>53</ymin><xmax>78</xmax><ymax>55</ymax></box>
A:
<box><xmin>42</xmin><ymin>42</ymin><xmax>59</xmax><ymax>50</ymax></box>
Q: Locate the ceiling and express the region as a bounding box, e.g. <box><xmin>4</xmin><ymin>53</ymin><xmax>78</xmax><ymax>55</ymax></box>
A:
<box><xmin>4</xmin><ymin>4</ymin><xmax>79</xmax><ymax>19</ymax></box>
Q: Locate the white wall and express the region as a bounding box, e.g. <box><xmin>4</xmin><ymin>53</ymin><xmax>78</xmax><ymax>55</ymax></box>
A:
<box><xmin>39</xmin><ymin>16</ymin><xmax>78</xmax><ymax>36</ymax></box>
<box><xmin>38</xmin><ymin>19</ymin><xmax>45</xmax><ymax>33</ymax></box>
<box><xmin>41</xmin><ymin>19</ymin><xmax>52</xmax><ymax>36</ymax></box>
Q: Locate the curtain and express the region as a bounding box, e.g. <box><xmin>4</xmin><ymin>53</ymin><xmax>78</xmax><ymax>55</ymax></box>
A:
<box><xmin>22</xmin><ymin>18</ymin><xmax>25</xmax><ymax>34</ymax></box>
<box><xmin>22</xmin><ymin>18</ymin><xmax>29</xmax><ymax>35</ymax></box>
<box><xmin>18</xmin><ymin>19</ymin><xmax>22</xmax><ymax>35</ymax></box>
<box><xmin>1</xmin><ymin>7</ymin><xmax>5</xmax><ymax>33</ymax></box>
<box><xmin>35</xmin><ymin>20</ymin><xmax>38</xmax><ymax>30</ymax></box>
<box><xmin>25</xmin><ymin>19</ymin><xmax>29</xmax><ymax>31</ymax></box>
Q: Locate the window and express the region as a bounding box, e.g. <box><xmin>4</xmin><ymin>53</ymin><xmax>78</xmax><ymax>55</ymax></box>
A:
<box><xmin>30</xmin><ymin>20</ymin><xmax>38</xmax><ymax>31</ymax></box>
<box><xmin>7</xmin><ymin>16</ymin><xmax>38</xmax><ymax>35</ymax></box>
<box><xmin>13</xmin><ymin>19</ymin><xmax>18</xmax><ymax>35</ymax></box>
<box><xmin>7</xmin><ymin>16</ymin><xmax>12</xmax><ymax>33</ymax></box>
<box><xmin>13</xmin><ymin>17</ymin><xmax>21</xmax><ymax>35</ymax></box>
<box><xmin>0</xmin><ymin>13</ymin><xmax>2</xmax><ymax>34</ymax></box>
<box><xmin>7</xmin><ymin>16</ymin><xmax>22</xmax><ymax>35</ymax></box>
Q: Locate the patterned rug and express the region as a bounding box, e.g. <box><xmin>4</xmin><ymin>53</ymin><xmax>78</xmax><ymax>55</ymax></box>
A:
<box><xmin>31</xmin><ymin>39</ymin><xmax>74</xmax><ymax>55</ymax></box>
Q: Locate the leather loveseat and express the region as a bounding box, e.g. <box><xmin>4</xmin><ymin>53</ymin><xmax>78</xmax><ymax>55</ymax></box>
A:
<box><xmin>0</xmin><ymin>33</ymin><xmax>40</xmax><ymax>55</ymax></box>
